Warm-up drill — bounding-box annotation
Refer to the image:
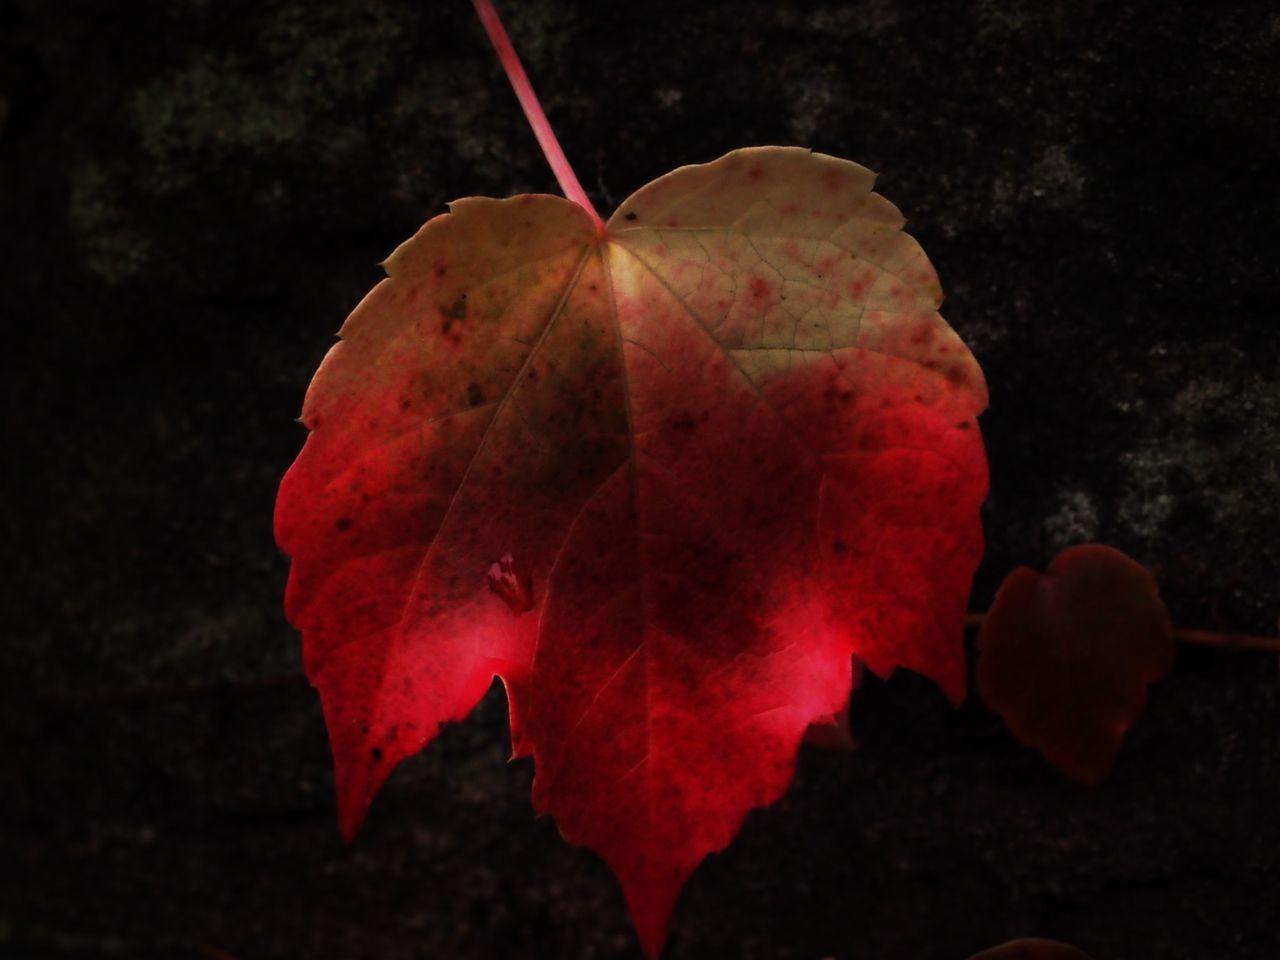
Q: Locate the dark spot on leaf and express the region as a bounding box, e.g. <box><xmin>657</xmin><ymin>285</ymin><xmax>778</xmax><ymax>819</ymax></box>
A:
<box><xmin>833</xmin><ymin>540</ymin><xmax>848</xmax><ymax>554</ymax></box>
<box><xmin>467</xmin><ymin>383</ymin><xmax>486</xmax><ymax>407</ymax></box>
<box><xmin>336</xmin><ymin>517</ymin><xmax>352</xmax><ymax>532</ymax></box>
<box><xmin>671</xmin><ymin>414</ymin><xmax>698</xmax><ymax>431</ymax></box>
<box><xmin>441</xmin><ymin>294</ymin><xmax>468</xmax><ymax>320</ymax></box>
<box><xmin>527</xmin><ymin>368</ymin><xmax>538</xmax><ymax>382</ymax></box>
<box><xmin>370</xmin><ymin>746</ymin><xmax>383</xmax><ymax>762</ymax></box>
<box><xmin>624</xmin><ymin>211</ymin><xmax>638</xmax><ymax>221</ymax></box>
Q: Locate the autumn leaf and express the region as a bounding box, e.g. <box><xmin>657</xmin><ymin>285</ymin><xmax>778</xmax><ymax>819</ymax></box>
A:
<box><xmin>977</xmin><ymin>543</ymin><xmax>1175</xmax><ymax>784</ymax></box>
<box><xmin>275</xmin><ymin>146</ymin><xmax>988</xmax><ymax>956</ymax></box>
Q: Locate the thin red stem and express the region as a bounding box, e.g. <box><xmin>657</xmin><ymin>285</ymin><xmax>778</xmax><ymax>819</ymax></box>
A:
<box><xmin>1168</xmin><ymin>627</ymin><xmax>1280</xmax><ymax>653</ymax></box>
<box><xmin>964</xmin><ymin>612</ymin><xmax>1280</xmax><ymax>653</ymax></box>
<box><xmin>471</xmin><ymin>0</ymin><xmax>605</xmax><ymax>235</ymax></box>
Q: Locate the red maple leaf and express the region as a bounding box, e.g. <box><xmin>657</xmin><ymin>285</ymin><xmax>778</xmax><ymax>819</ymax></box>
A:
<box><xmin>275</xmin><ymin>145</ymin><xmax>988</xmax><ymax>955</ymax></box>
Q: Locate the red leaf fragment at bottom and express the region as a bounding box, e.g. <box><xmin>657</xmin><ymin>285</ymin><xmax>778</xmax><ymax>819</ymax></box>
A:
<box><xmin>968</xmin><ymin>939</ymin><xmax>1094</xmax><ymax>960</ymax></box>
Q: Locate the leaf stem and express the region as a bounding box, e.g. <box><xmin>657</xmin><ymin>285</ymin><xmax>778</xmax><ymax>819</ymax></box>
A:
<box><xmin>471</xmin><ymin>0</ymin><xmax>605</xmax><ymax>235</ymax></box>
<box><xmin>964</xmin><ymin>612</ymin><xmax>1280</xmax><ymax>653</ymax></box>
<box><xmin>1168</xmin><ymin>627</ymin><xmax>1280</xmax><ymax>653</ymax></box>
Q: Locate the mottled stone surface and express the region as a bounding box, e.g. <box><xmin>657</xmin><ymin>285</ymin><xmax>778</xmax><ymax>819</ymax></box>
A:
<box><xmin>3</xmin><ymin>1</ymin><xmax>1277</xmax><ymax>957</ymax></box>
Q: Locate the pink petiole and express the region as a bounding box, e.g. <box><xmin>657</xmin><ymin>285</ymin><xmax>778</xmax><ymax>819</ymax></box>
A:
<box><xmin>471</xmin><ymin>0</ymin><xmax>606</xmax><ymax>236</ymax></box>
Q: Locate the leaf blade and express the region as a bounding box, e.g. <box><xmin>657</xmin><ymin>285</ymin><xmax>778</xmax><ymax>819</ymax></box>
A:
<box><xmin>514</xmin><ymin>148</ymin><xmax>988</xmax><ymax>953</ymax></box>
<box><xmin>277</xmin><ymin>148</ymin><xmax>991</xmax><ymax>955</ymax></box>
<box><xmin>977</xmin><ymin>543</ymin><xmax>1176</xmax><ymax>783</ymax></box>
<box><xmin>275</xmin><ymin>195</ymin><xmax>620</xmax><ymax>836</ymax></box>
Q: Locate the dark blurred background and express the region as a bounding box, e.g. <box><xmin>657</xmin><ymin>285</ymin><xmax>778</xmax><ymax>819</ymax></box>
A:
<box><xmin>3</xmin><ymin>1</ymin><xmax>1278</xmax><ymax>957</ymax></box>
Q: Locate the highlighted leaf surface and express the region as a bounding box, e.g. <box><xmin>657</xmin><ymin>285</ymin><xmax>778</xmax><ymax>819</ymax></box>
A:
<box><xmin>275</xmin><ymin>147</ymin><xmax>988</xmax><ymax>956</ymax></box>
<box><xmin>977</xmin><ymin>543</ymin><xmax>1175</xmax><ymax>784</ymax></box>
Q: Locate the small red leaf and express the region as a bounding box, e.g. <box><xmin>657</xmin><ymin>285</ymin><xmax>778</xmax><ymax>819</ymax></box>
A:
<box><xmin>977</xmin><ymin>543</ymin><xmax>1175</xmax><ymax>784</ymax></box>
<box><xmin>967</xmin><ymin>938</ymin><xmax>1094</xmax><ymax>960</ymax></box>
